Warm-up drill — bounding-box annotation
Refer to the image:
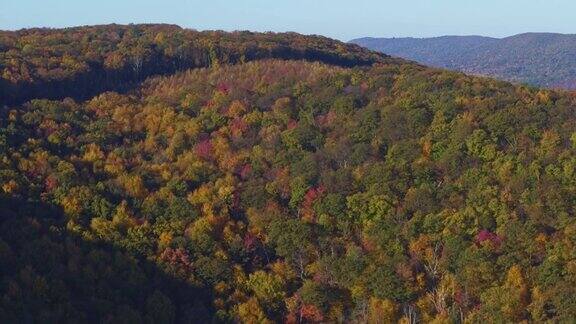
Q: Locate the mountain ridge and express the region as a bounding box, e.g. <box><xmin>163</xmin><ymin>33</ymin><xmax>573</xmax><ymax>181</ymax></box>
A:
<box><xmin>351</xmin><ymin>32</ymin><xmax>576</xmax><ymax>89</ymax></box>
<box><xmin>0</xmin><ymin>24</ymin><xmax>396</xmax><ymax>106</ymax></box>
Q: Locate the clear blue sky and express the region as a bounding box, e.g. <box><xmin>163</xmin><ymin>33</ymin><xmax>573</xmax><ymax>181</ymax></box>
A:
<box><xmin>1</xmin><ymin>0</ymin><xmax>574</xmax><ymax>41</ymax></box>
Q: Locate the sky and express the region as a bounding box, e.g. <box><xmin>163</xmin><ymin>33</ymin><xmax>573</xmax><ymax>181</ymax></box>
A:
<box><xmin>1</xmin><ymin>0</ymin><xmax>575</xmax><ymax>41</ymax></box>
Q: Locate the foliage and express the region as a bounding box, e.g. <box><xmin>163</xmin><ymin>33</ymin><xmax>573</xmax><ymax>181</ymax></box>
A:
<box><xmin>1</xmin><ymin>25</ymin><xmax>576</xmax><ymax>323</ymax></box>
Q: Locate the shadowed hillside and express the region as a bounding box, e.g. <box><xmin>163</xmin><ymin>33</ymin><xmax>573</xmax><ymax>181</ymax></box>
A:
<box><xmin>0</xmin><ymin>196</ymin><xmax>214</xmax><ymax>322</ymax></box>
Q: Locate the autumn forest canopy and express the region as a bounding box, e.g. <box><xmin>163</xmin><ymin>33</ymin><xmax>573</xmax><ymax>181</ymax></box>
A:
<box><xmin>1</xmin><ymin>24</ymin><xmax>576</xmax><ymax>323</ymax></box>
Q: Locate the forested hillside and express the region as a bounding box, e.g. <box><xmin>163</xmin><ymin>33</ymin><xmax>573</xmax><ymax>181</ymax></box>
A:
<box><xmin>1</xmin><ymin>25</ymin><xmax>576</xmax><ymax>323</ymax></box>
<box><xmin>351</xmin><ymin>33</ymin><xmax>576</xmax><ymax>89</ymax></box>
<box><xmin>0</xmin><ymin>24</ymin><xmax>392</xmax><ymax>105</ymax></box>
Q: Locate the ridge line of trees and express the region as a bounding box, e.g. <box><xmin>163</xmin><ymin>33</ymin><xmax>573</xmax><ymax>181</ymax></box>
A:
<box><xmin>0</xmin><ymin>24</ymin><xmax>394</xmax><ymax>106</ymax></box>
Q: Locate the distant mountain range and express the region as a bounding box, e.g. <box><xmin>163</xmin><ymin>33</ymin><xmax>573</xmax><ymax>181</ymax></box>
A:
<box><xmin>351</xmin><ymin>33</ymin><xmax>576</xmax><ymax>89</ymax></box>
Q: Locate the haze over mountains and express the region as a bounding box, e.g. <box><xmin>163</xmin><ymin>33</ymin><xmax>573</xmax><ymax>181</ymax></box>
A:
<box><xmin>351</xmin><ymin>33</ymin><xmax>576</xmax><ymax>89</ymax></box>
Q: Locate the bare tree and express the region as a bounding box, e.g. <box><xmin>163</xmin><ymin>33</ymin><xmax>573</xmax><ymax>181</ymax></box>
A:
<box><xmin>428</xmin><ymin>286</ymin><xmax>448</xmax><ymax>315</ymax></box>
<box><xmin>403</xmin><ymin>304</ymin><xmax>418</xmax><ymax>324</ymax></box>
<box><xmin>424</xmin><ymin>242</ymin><xmax>443</xmax><ymax>280</ymax></box>
<box><xmin>131</xmin><ymin>55</ymin><xmax>143</xmax><ymax>77</ymax></box>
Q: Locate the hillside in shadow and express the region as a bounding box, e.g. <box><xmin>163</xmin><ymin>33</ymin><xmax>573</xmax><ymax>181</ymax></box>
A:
<box><xmin>0</xmin><ymin>196</ymin><xmax>214</xmax><ymax>323</ymax></box>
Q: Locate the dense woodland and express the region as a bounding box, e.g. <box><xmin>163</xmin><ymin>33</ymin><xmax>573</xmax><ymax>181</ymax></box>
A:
<box><xmin>1</xmin><ymin>24</ymin><xmax>576</xmax><ymax>323</ymax></box>
<box><xmin>0</xmin><ymin>24</ymin><xmax>392</xmax><ymax>105</ymax></box>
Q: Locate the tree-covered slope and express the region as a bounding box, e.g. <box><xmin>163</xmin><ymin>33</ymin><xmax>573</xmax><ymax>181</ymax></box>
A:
<box><xmin>1</xmin><ymin>25</ymin><xmax>576</xmax><ymax>323</ymax></box>
<box><xmin>350</xmin><ymin>35</ymin><xmax>497</xmax><ymax>67</ymax></box>
<box><xmin>351</xmin><ymin>33</ymin><xmax>576</xmax><ymax>89</ymax></box>
<box><xmin>0</xmin><ymin>24</ymin><xmax>394</xmax><ymax>105</ymax></box>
